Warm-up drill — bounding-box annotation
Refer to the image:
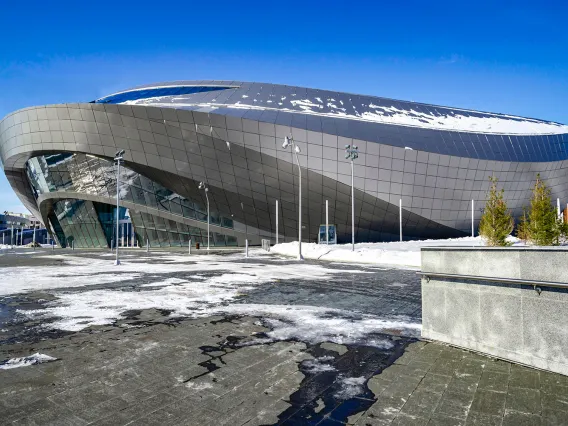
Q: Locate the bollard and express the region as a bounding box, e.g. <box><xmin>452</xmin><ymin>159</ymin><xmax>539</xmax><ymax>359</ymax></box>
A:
<box><xmin>72</xmin><ymin>241</ymin><xmax>75</xmax><ymax>251</ymax></box>
<box><xmin>189</xmin><ymin>239</ymin><xmax>191</xmax><ymax>255</ymax></box>
<box><xmin>146</xmin><ymin>238</ymin><xmax>149</xmax><ymax>253</ymax></box>
<box><xmin>245</xmin><ymin>239</ymin><xmax>249</xmax><ymax>258</ymax></box>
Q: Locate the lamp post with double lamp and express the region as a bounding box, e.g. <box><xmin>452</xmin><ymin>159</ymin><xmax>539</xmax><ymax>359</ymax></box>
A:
<box><xmin>198</xmin><ymin>182</ymin><xmax>210</xmax><ymax>250</ymax></box>
<box><xmin>114</xmin><ymin>150</ymin><xmax>125</xmax><ymax>266</ymax></box>
<box><xmin>282</xmin><ymin>136</ymin><xmax>304</xmax><ymax>260</ymax></box>
<box><xmin>345</xmin><ymin>144</ymin><xmax>359</xmax><ymax>252</ymax></box>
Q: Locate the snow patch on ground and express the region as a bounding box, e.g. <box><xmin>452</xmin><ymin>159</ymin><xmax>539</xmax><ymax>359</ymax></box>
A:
<box><xmin>271</xmin><ymin>236</ymin><xmax>522</xmax><ymax>267</ymax></box>
<box><xmin>6</xmin><ymin>248</ymin><xmax>424</xmax><ymax>348</ymax></box>
<box><xmin>139</xmin><ymin>277</ymin><xmax>189</xmax><ymax>287</ymax></box>
<box><xmin>334</xmin><ymin>376</ymin><xmax>366</xmax><ymax>400</ymax></box>
<box><xmin>303</xmin><ymin>356</ymin><xmax>336</xmax><ymax>373</ymax></box>
<box><xmin>1</xmin><ymin>251</ymin><xmax>358</xmax><ymax>296</ymax></box>
<box><xmin>0</xmin><ymin>353</ymin><xmax>58</xmax><ymax>370</ymax></box>
<box><xmin>12</xmin><ymin>253</ymin><xmax>419</xmax><ymax>345</ymax></box>
<box><xmin>185</xmin><ymin>381</ymin><xmax>213</xmax><ymax>391</ymax></box>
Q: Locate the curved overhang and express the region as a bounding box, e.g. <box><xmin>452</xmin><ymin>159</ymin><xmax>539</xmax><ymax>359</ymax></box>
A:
<box><xmin>36</xmin><ymin>191</ymin><xmax>253</xmax><ymax>245</ymax></box>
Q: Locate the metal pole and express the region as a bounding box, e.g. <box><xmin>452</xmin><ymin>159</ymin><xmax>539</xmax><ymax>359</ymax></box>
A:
<box><xmin>557</xmin><ymin>198</ymin><xmax>561</xmax><ymax>220</ymax></box>
<box><xmin>11</xmin><ymin>224</ymin><xmax>13</xmax><ymax>249</ymax></box>
<box><xmin>471</xmin><ymin>199</ymin><xmax>474</xmax><ymax>237</ymax></box>
<box><xmin>245</xmin><ymin>239</ymin><xmax>249</xmax><ymax>258</ymax></box>
<box><xmin>115</xmin><ymin>158</ymin><xmax>121</xmax><ymax>265</ymax></box>
<box><xmin>33</xmin><ymin>226</ymin><xmax>36</xmax><ymax>251</ymax></box>
<box><xmin>351</xmin><ymin>159</ymin><xmax>355</xmax><ymax>252</ymax></box>
<box><xmin>146</xmin><ymin>238</ymin><xmax>149</xmax><ymax>253</ymax></box>
<box><xmin>294</xmin><ymin>146</ymin><xmax>303</xmax><ymax>260</ymax></box>
<box><xmin>189</xmin><ymin>238</ymin><xmax>191</xmax><ymax>255</ymax></box>
<box><xmin>206</xmin><ymin>192</ymin><xmax>210</xmax><ymax>250</ymax></box>
<box><xmin>326</xmin><ymin>199</ymin><xmax>329</xmax><ymax>245</ymax></box>
<box><xmin>275</xmin><ymin>199</ymin><xmax>279</xmax><ymax>244</ymax></box>
<box><xmin>399</xmin><ymin>199</ymin><xmax>403</xmax><ymax>242</ymax></box>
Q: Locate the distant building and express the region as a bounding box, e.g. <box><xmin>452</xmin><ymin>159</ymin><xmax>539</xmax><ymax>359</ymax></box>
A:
<box><xmin>0</xmin><ymin>212</ymin><xmax>30</xmax><ymax>229</ymax></box>
<box><xmin>1</xmin><ymin>81</ymin><xmax>567</xmax><ymax>248</ymax></box>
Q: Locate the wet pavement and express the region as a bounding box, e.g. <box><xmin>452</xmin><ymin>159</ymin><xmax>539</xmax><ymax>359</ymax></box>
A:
<box><xmin>0</xmin><ymin>248</ymin><xmax>567</xmax><ymax>425</ymax></box>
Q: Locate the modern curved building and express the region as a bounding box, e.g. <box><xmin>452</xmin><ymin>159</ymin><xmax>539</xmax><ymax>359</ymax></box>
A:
<box><xmin>1</xmin><ymin>81</ymin><xmax>567</xmax><ymax>248</ymax></box>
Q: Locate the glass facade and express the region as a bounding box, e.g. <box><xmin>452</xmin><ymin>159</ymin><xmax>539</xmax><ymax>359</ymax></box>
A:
<box><xmin>53</xmin><ymin>199</ymin><xmax>108</xmax><ymax>248</ymax></box>
<box><xmin>94</xmin><ymin>86</ymin><xmax>231</xmax><ymax>104</ymax></box>
<box><xmin>26</xmin><ymin>153</ymin><xmax>237</xmax><ymax>248</ymax></box>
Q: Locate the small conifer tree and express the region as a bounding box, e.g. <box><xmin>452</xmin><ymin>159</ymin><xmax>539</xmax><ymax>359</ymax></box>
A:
<box><xmin>478</xmin><ymin>176</ymin><xmax>514</xmax><ymax>246</ymax></box>
<box><xmin>524</xmin><ymin>174</ymin><xmax>562</xmax><ymax>246</ymax></box>
<box><xmin>516</xmin><ymin>208</ymin><xmax>530</xmax><ymax>242</ymax></box>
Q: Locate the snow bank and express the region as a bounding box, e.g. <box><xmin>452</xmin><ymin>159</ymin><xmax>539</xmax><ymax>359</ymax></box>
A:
<box><xmin>0</xmin><ymin>353</ymin><xmax>57</xmax><ymax>370</ymax></box>
<box><xmin>271</xmin><ymin>236</ymin><xmax>522</xmax><ymax>268</ymax></box>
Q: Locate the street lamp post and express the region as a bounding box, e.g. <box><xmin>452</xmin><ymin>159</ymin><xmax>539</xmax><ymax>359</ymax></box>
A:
<box><xmin>114</xmin><ymin>150</ymin><xmax>125</xmax><ymax>265</ymax></box>
<box><xmin>282</xmin><ymin>136</ymin><xmax>303</xmax><ymax>260</ymax></box>
<box><xmin>198</xmin><ymin>182</ymin><xmax>210</xmax><ymax>250</ymax></box>
<box><xmin>345</xmin><ymin>144</ymin><xmax>359</xmax><ymax>252</ymax></box>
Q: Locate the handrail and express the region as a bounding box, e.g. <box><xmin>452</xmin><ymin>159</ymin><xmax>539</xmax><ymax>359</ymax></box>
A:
<box><xmin>417</xmin><ymin>271</ymin><xmax>568</xmax><ymax>290</ymax></box>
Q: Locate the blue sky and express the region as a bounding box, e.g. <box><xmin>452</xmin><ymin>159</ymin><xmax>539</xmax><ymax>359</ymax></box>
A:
<box><xmin>1</xmin><ymin>0</ymin><xmax>567</xmax><ymax>213</ymax></box>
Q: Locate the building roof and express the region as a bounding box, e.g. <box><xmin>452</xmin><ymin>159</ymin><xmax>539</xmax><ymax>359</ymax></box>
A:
<box><xmin>95</xmin><ymin>80</ymin><xmax>568</xmax><ymax>136</ymax></box>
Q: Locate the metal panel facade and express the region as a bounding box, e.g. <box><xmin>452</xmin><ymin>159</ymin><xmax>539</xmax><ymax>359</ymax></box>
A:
<box><xmin>1</xmin><ymin>82</ymin><xmax>567</xmax><ymax>247</ymax></box>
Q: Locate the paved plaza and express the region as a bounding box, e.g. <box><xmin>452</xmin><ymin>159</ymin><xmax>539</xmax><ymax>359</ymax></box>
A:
<box><xmin>0</xmin><ymin>249</ymin><xmax>567</xmax><ymax>425</ymax></box>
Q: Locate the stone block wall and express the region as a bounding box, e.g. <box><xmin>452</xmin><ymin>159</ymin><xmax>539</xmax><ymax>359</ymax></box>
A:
<box><xmin>421</xmin><ymin>247</ymin><xmax>568</xmax><ymax>376</ymax></box>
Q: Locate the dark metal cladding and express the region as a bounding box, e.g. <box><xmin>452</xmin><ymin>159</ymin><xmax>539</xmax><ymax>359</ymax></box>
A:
<box><xmin>1</xmin><ymin>81</ymin><xmax>567</xmax><ymax>247</ymax></box>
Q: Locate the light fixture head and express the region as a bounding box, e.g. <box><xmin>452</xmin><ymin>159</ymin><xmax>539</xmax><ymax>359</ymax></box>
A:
<box><xmin>353</xmin><ymin>145</ymin><xmax>358</xmax><ymax>150</ymax></box>
<box><xmin>198</xmin><ymin>182</ymin><xmax>204</xmax><ymax>189</ymax></box>
<box><xmin>345</xmin><ymin>153</ymin><xmax>350</xmax><ymax>159</ymax></box>
<box><xmin>282</xmin><ymin>136</ymin><xmax>291</xmax><ymax>149</ymax></box>
<box><xmin>294</xmin><ymin>145</ymin><xmax>301</xmax><ymax>154</ymax></box>
<box><xmin>345</xmin><ymin>144</ymin><xmax>350</xmax><ymax>149</ymax></box>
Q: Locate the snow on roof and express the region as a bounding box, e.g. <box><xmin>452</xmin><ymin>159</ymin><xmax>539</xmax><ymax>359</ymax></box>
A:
<box><xmin>104</xmin><ymin>81</ymin><xmax>568</xmax><ymax>136</ymax></box>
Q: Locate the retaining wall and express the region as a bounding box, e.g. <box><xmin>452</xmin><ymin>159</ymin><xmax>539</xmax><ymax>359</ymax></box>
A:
<box><xmin>421</xmin><ymin>247</ymin><xmax>568</xmax><ymax>376</ymax></box>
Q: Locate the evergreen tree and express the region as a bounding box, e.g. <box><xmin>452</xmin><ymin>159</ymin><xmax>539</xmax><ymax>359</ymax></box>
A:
<box><xmin>524</xmin><ymin>174</ymin><xmax>562</xmax><ymax>246</ymax></box>
<box><xmin>478</xmin><ymin>176</ymin><xmax>514</xmax><ymax>246</ymax></box>
<box><xmin>516</xmin><ymin>208</ymin><xmax>530</xmax><ymax>242</ymax></box>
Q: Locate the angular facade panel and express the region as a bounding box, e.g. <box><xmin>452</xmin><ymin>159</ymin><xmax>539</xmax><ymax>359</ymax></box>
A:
<box><xmin>1</xmin><ymin>81</ymin><xmax>567</xmax><ymax>247</ymax></box>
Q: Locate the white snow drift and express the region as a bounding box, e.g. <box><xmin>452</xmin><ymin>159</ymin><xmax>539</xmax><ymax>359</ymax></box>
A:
<box><xmin>271</xmin><ymin>236</ymin><xmax>522</xmax><ymax>267</ymax></box>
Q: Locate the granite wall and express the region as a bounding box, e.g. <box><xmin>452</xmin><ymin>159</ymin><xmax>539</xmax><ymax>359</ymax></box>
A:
<box><xmin>421</xmin><ymin>247</ymin><xmax>568</xmax><ymax>376</ymax></box>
